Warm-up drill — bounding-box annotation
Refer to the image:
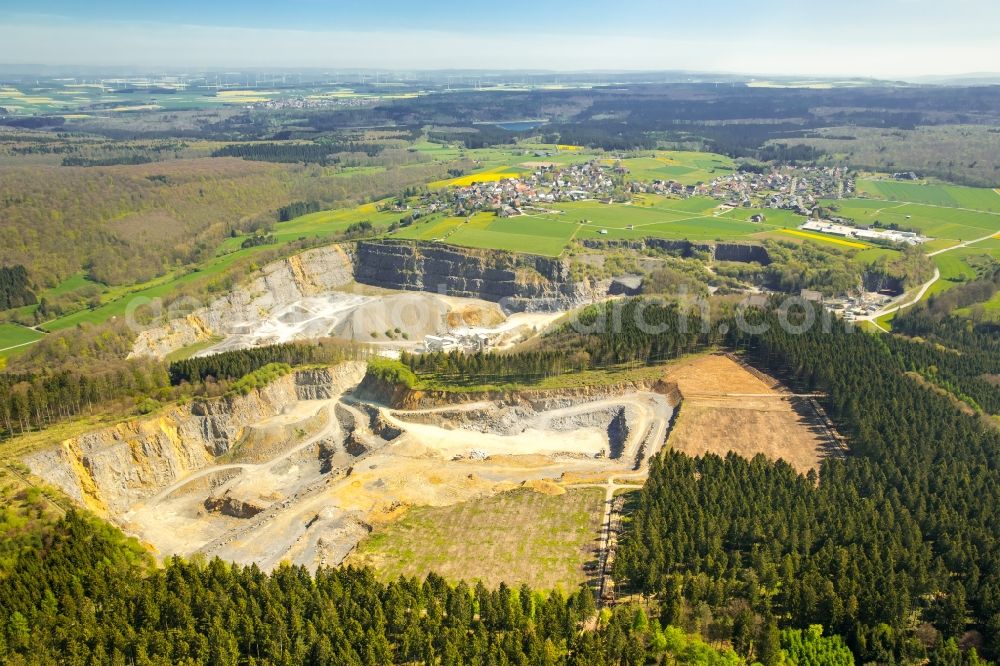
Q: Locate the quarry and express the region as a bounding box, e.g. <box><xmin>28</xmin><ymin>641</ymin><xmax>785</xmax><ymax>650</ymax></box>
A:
<box><xmin>25</xmin><ymin>361</ymin><xmax>678</xmax><ymax>571</ymax></box>
<box><xmin>0</xmin><ymin>231</ymin><xmax>841</xmax><ymax>591</ymax></box>
<box><xmin>22</xmin><ymin>349</ymin><xmax>842</xmax><ymax>585</ymax></box>
<box><xmin>21</xmin><ymin>239</ymin><xmax>841</xmax><ymax>584</ymax></box>
<box><xmin>129</xmin><ymin>240</ymin><xmax>607</xmax><ymax>359</ymax></box>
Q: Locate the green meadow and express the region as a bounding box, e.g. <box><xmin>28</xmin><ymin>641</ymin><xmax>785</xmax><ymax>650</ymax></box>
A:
<box><xmin>41</xmin><ymin>245</ymin><xmax>274</xmax><ymax>332</ymax></box>
<box><xmin>0</xmin><ymin>324</ymin><xmax>45</xmax><ymax>357</ymax></box>
<box><xmin>822</xmin><ymin>198</ymin><xmax>1000</xmax><ymax>242</ymax></box>
<box><xmin>857</xmin><ymin>179</ymin><xmax>1000</xmax><ymax>211</ymax></box>
<box><xmin>25</xmin><ymin>149</ymin><xmax>999</xmax><ymax>346</ymax></box>
<box><xmin>389</xmin><ymin>193</ymin><xmax>848</xmax><ymax>255</ymax></box>
<box><xmin>615</xmin><ymin>151</ymin><xmax>736</xmax><ymax>185</ymax></box>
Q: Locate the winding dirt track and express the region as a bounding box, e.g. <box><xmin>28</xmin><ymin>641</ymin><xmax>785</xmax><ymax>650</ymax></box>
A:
<box><xmin>144</xmin><ymin>403</ymin><xmax>342</xmax><ymax>504</ymax></box>
<box><xmin>123</xmin><ymin>377</ymin><xmax>675</xmax><ymax>571</ymax></box>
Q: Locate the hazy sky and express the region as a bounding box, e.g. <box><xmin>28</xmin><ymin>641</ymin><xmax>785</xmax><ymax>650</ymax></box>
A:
<box><xmin>2</xmin><ymin>0</ymin><xmax>999</xmax><ymax>77</ymax></box>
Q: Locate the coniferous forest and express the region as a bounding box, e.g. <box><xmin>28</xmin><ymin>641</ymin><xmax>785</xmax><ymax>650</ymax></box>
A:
<box><xmin>615</xmin><ymin>303</ymin><xmax>1000</xmax><ymax>663</ymax></box>
<box><xmin>1</xmin><ymin>298</ymin><xmax>998</xmax><ymax>664</ymax></box>
<box><xmin>0</xmin><ymin>512</ymin><xmax>746</xmax><ymax>665</ymax></box>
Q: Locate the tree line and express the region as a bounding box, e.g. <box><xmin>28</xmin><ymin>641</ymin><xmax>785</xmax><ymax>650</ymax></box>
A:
<box><xmin>0</xmin><ymin>511</ymin><xmax>748</xmax><ymax>665</ymax></box>
<box><xmin>0</xmin><ymin>266</ymin><xmax>35</xmax><ymax>310</ymax></box>
<box><xmin>212</xmin><ymin>141</ymin><xmax>384</xmax><ymax>165</ymax></box>
<box><xmin>277</xmin><ymin>200</ymin><xmax>322</xmax><ymax>221</ymax></box>
<box><xmin>0</xmin><ymin>359</ymin><xmax>170</xmax><ymax>436</ymax></box>
<box><xmin>667</xmin><ymin>303</ymin><xmax>996</xmax><ymax>660</ymax></box>
<box><xmin>598</xmin><ymin>300</ymin><xmax>1000</xmax><ymax>662</ymax></box>
<box><xmin>0</xmin><ymin>338</ymin><xmax>362</xmax><ymax>440</ymax></box>
<box><xmin>387</xmin><ymin>298</ymin><xmax>1000</xmax><ymax>662</ymax></box>
<box><xmin>168</xmin><ymin>339</ymin><xmax>360</xmax><ymax>385</ymax></box>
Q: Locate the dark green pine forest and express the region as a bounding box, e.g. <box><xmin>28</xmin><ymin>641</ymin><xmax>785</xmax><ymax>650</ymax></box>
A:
<box><xmin>615</xmin><ymin>304</ymin><xmax>1000</xmax><ymax>664</ymax></box>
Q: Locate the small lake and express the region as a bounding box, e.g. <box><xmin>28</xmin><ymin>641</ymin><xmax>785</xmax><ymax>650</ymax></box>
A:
<box><xmin>477</xmin><ymin>119</ymin><xmax>548</xmax><ymax>131</ymax></box>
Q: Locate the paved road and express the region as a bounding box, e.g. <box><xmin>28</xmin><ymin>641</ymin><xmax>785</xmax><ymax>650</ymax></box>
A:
<box><xmin>857</xmin><ymin>231</ymin><xmax>997</xmax><ymax>331</ymax></box>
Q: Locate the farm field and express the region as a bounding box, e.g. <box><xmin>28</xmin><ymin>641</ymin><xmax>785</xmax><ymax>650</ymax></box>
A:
<box><xmin>929</xmin><ymin>243</ymin><xmax>1000</xmax><ymax>298</ymax></box>
<box><xmin>822</xmin><ymin>198</ymin><xmax>1000</xmax><ymax>242</ymax></box>
<box><xmin>396</xmin><ymin>212</ymin><xmax>574</xmax><ymax>255</ymax></box>
<box><xmin>0</xmin><ymin>83</ymin><xmax>435</xmax><ymax>117</ymax></box>
<box><xmin>392</xmin><ymin>214</ymin><xmax>467</xmax><ymax>241</ymax></box>
<box><xmin>662</xmin><ymin>354</ymin><xmax>840</xmax><ymax>474</ymax></box>
<box><xmin>876</xmin><ymin>238</ymin><xmax>1000</xmax><ymax>316</ymax></box>
<box><xmin>857</xmin><ymin>179</ymin><xmax>1000</xmax><ymax>211</ymax></box>
<box><xmin>18</xmin><ymin>143</ymin><xmax>995</xmax><ymax>342</ymax></box>
<box><xmin>391</xmin><ymin>194</ymin><xmax>846</xmax><ymax>254</ymax></box>
<box><xmin>635</xmin><ymin>194</ymin><xmax>722</xmax><ymax>215</ymax></box>
<box><xmin>393</xmin><ymin>196</ymin><xmax>776</xmax><ymax>253</ymax></box>
<box><xmin>346</xmin><ymin>487</ymin><xmax>605</xmax><ymax>590</ymax></box>
<box><xmin>43</xmin><ymin>273</ymin><xmax>98</xmax><ymax>297</ymax></box>
<box><xmin>614</xmin><ymin>150</ymin><xmax>736</xmax><ymax>185</ymax></box>
<box><xmin>777</xmin><ymin>228</ymin><xmax>867</xmax><ymax>248</ymax></box>
<box><xmin>444</xmin><ymin>226</ymin><xmax>571</xmax><ymax>256</ymax></box>
<box><xmin>429</xmin><ymin>165</ymin><xmax>531</xmax><ymax>188</ymax></box>
<box><xmin>853</xmin><ymin>247</ymin><xmax>899</xmax><ymax>264</ymax></box>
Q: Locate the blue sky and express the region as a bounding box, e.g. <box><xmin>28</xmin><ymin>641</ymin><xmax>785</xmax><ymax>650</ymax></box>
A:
<box><xmin>2</xmin><ymin>1</ymin><xmax>999</xmax><ymax>77</ymax></box>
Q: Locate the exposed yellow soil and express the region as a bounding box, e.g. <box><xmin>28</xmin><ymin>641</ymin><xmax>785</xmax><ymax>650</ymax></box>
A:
<box><xmin>662</xmin><ymin>353</ymin><xmax>777</xmax><ymax>395</ymax></box>
<box><xmin>664</xmin><ymin>354</ymin><xmax>833</xmax><ymax>473</ymax></box>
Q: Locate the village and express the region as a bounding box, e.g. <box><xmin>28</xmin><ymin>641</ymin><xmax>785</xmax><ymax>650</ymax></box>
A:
<box><xmin>416</xmin><ymin>161</ymin><xmax>629</xmax><ymax>219</ymax></box>
<box><xmin>398</xmin><ymin>160</ymin><xmax>854</xmax><ymax>222</ymax></box>
<box><xmin>633</xmin><ymin>164</ymin><xmax>854</xmax><ymax>215</ymax></box>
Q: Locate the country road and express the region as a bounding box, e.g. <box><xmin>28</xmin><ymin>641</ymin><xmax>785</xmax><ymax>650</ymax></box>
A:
<box><xmin>858</xmin><ymin>231</ymin><xmax>997</xmax><ymax>331</ymax></box>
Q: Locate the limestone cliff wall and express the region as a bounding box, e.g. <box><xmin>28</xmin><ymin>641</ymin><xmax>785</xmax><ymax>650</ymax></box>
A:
<box><xmin>131</xmin><ymin>240</ymin><xmax>599</xmax><ymax>358</ymax></box>
<box><xmin>357</xmin><ymin>372</ymin><xmax>680</xmax><ymax>411</ymax></box>
<box><xmin>25</xmin><ymin>364</ymin><xmax>364</xmax><ymax>516</ymax></box>
<box><xmin>581</xmin><ymin>238</ymin><xmax>770</xmax><ymax>264</ymax></box>
<box><xmin>131</xmin><ymin>245</ymin><xmax>355</xmax><ymax>358</ymax></box>
<box><xmin>352</xmin><ymin>240</ymin><xmax>602</xmax><ymax>312</ymax></box>
<box><xmin>714</xmin><ymin>243</ymin><xmax>771</xmax><ymax>265</ymax></box>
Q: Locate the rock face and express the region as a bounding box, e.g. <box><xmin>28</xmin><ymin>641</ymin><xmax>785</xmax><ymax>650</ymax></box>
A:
<box><xmin>352</xmin><ymin>240</ymin><xmax>601</xmax><ymax>312</ymax></box>
<box><xmin>581</xmin><ymin>238</ymin><xmax>770</xmax><ymax>264</ymax></box>
<box><xmin>606</xmin><ymin>407</ymin><xmax>630</xmax><ymax>459</ymax></box>
<box><xmin>862</xmin><ymin>269</ymin><xmax>904</xmax><ymax>296</ymax></box>
<box><xmin>714</xmin><ymin>243</ymin><xmax>771</xmax><ymax>265</ymax></box>
<box><xmin>358</xmin><ymin>369</ymin><xmax>681</xmax><ymax>412</ymax></box>
<box><xmin>131</xmin><ymin>245</ymin><xmax>355</xmax><ymax>358</ymax></box>
<box><xmin>25</xmin><ymin>364</ymin><xmax>365</xmax><ymax>516</ymax></box>
<box><xmin>131</xmin><ymin>240</ymin><xmax>599</xmax><ymax>358</ymax></box>
<box><xmin>204</xmin><ymin>491</ymin><xmax>267</xmax><ymax>519</ymax></box>
<box><xmin>609</xmin><ymin>276</ymin><xmax>643</xmax><ymax>296</ymax></box>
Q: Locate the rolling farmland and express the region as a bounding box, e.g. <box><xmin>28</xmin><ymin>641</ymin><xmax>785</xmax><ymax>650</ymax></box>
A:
<box><xmin>857</xmin><ymin>178</ymin><xmax>1000</xmax><ymax>211</ymax></box>
<box><xmin>613</xmin><ymin>151</ymin><xmax>736</xmax><ymax>185</ymax></box>
<box><xmin>429</xmin><ymin>165</ymin><xmax>531</xmax><ymax>188</ymax></box>
<box><xmin>823</xmin><ymin>197</ymin><xmax>1000</xmax><ymax>242</ymax></box>
<box><xmin>391</xmin><ymin>195</ymin><xmax>797</xmax><ymax>253</ymax></box>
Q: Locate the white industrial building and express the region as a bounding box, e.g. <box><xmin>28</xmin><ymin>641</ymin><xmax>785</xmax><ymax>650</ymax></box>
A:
<box><xmin>800</xmin><ymin>220</ymin><xmax>931</xmax><ymax>245</ymax></box>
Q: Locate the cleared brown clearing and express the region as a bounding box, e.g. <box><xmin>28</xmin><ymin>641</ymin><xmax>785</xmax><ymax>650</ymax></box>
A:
<box><xmin>663</xmin><ymin>353</ymin><xmax>779</xmax><ymax>395</ymax></box>
<box><xmin>664</xmin><ymin>354</ymin><xmax>835</xmax><ymax>473</ymax></box>
<box><xmin>345</xmin><ymin>487</ymin><xmax>605</xmax><ymax>590</ymax></box>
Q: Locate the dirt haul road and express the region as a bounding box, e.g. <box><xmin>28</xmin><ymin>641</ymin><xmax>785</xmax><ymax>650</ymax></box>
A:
<box><xmin>115</xmin><ymin>370</ymin><xmax>676</xmax><ymax>571</ymax></box>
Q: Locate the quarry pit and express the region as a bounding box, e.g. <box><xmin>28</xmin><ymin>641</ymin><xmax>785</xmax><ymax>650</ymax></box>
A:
<box><xmin>26</xmin><ymin>361</ymin><xmax>676</xmax><ymax>571</ymax></box>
